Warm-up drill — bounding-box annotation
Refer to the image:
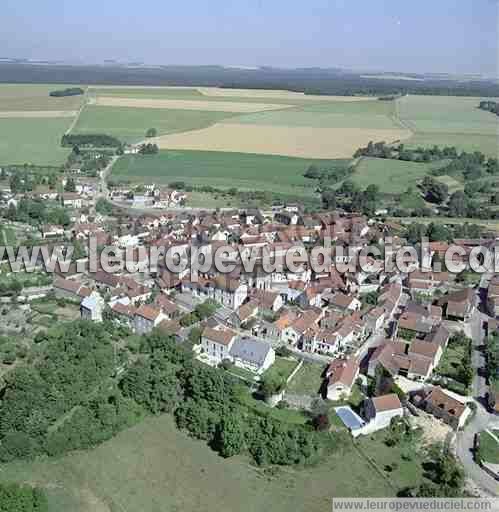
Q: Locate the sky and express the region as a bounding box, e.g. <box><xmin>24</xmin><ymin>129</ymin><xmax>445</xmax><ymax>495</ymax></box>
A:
<box><xmin>1</xmin><ymin>0</ymin><xmax>497</xmax><ymax>76</ymax></box>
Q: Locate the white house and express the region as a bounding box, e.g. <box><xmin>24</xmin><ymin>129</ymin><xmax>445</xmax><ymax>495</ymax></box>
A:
<box><xmin>134</xmin><ymin>305</ymin><xmax>166</xmax><ymax>334</ymax></box>
<box><xmin>363</xmin><ymin>394</ymin><xmax>403</xmax><ymax>432</ymax></box>
<box><xmin>326</xmin><ymin>357</ymin><xmax>360</xmax><ymax>401</ymax></box>
<box><xmin>201</xmin><ymin>326</ymin><xmax>238</xmax><ymax>363</ymax></box>
<box><xmin>229</xmin><ymin>336</ymin><xmax>275</xmax><ymax>374</ymax></box>
<box><xmin>80</xmin><ymin>292</ymin><xmax>105</xmax><ymax>322</ymax></box>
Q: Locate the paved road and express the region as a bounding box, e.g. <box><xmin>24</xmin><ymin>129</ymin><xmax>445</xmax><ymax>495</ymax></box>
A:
<box><xmin>455</xmin><ymin>283</ymin><xmax>499</xmax><ymax>496</ymax></box>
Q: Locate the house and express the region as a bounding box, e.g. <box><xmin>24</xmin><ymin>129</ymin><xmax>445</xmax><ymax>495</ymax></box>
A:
<box><xmin>368</xmin><ymin>337</ymin><xmax>444</xmax><ymax>383</ymax></box>
<box><xmin>282</xmin><ymin>309</ymin><xmax>322</xmax><ymax>346</ymax></box>
<box><xmin>438</xmin><ymin>288</ymin><xmax>476</xmax><ymax>321</ymax></box>
<box><xmin>201</xmin><ymin>326</ymin><xmax>238</xmax><ymax>363</ymax></box>
<box><xmin>365</xmin><ymin>307</ymin><xmax>386</xmax><ymax>333</ymax></box>
<box><xmin>61</xmin><ymin>192</ymin><xmax>82</xmax><ymax>209</ymax></box>
<box><xmin>53</xmin><ymin>277</ymin><xmax>90</xmax><ymax>301</ymax></box>
<box><xmin>41</xmin><ymin>224</ymin><xmax>64</xmax><ymax>239</ymax></box>
<box><xmin>110</xmin><ymin>301</ymin><xmax>136</xmax><ymax>327</ymax></box>
<box><xmin>419</xmin><ymin>386</ymin><xmax>471</xmax><ymax>429</ymax></box>
<box><xmin>80</xmin><ymin>292</ymin><xmax>105</xmax><ymax>322</ymax></box>
<box><xmin>134</xmin><ymin>305</ymin><xmax>166</xmax><ymax>334</ymax></box>
<box><xmin>252</xmin><ymin>289</ymin><xmax>283</xmax><ymax>314</ymax></box>
<box><xmin>363</xmin><ymin>394</ymin><xmax>404</xmax><ymax>431</ymax></box>
<box><xmin>229</xmin><ymin>336</ymin><xmax>275</xmax><ymax>374</ymax></box>
<box><xmin>486</xmin><ymin>275</ymin><xmax>499</xmax><ymax>317</ymax></box>
<box><xmin>328</xmin><ymin>292</ymin><xmax>361</xmax><ymax>313</ymax></box>
<box><xmin>326</xmin><ymin>357</ymin><xmax>359</xmax><ymax>400</ymax></box>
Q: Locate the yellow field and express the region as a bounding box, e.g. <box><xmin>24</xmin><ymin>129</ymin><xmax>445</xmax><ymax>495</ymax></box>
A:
<box><xmin>0</xmin><ymin>110</ymin><xmax>77</xmax><ymax>118</ymax></box>
<box><xmin>196</xmin><ymin>87</ymin><xmax>377</xmax><ymax>101</ymax></box>
<box><xmin>153</xmin><ymin>123</ymin><xmax>411</xmax><ymax>158</ymax></box>
<box><xmin>91</xmin><ymin>96</ymin><xmax>292</xmax><ymax>113</ymax></box>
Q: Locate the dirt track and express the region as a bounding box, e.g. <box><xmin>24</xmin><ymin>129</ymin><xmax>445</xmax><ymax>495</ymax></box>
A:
<box><xmin>0</xmin><ymin>110</ymin><xmax>77</xmax><ymax>118</ymax></box>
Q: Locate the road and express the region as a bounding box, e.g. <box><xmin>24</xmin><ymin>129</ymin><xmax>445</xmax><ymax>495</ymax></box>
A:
<box><xmin>455</xmin><ymin>280</ymin><xmax>499</xmax><ymax>496</ymax></box>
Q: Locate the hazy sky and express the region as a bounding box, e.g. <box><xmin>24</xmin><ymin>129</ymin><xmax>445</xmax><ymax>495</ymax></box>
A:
<box><xmin>1</xmin><ymin>0</ymin><xmax>497</xmax><ymax>75</ymax></box>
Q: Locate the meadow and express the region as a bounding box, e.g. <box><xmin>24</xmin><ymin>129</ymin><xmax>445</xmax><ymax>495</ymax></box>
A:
<box><xmin>111</xmin><ymin>149</ymin><xmax>341</xmax><ymax>197</ymax></box>
<box><xmin>0</xmin><ymin>83</ymin><xmax>84</xmax><ymax>111</ymax></box>
<box><xmin>349</xmin><ymin>157</ymin><xmax>442</xmax><ymax>194</ymax></box>
<box><xmin>72</xmin><ymin>105</ymin><xmax>237</xmax><ymax>143</ymax></box>
<box><xmin>397</xmin><ymin>95</ymin><xmax>499</xmax><ymax>156</ymax></box>
<box><xmin>0</xmin><ymin>117</ymin><xmax>73</xmax><ymax>165</ymax></box>
<box><xmin>0</xmin><ymin>414</ymin><xmax>396</xmax><ymax>512</ymax></box>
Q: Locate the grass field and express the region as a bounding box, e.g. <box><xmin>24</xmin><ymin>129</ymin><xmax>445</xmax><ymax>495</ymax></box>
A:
<box><xmin>0</xmin><ymin>415</ymin><xmax>398</xmax><ymax>512</ymax></box>
<box><xmin>0</xmin><ymin>117</ymin><xmax>73</xmax><ymax>165</ymax></box>
<box><xmin>72</xmin><ymin>105</ymin><xmax>236</xmax><ymax>143</ymax></box>
<box><xmin>286</xmin><ymin>362</ymin><xmax>324</xmax><ymax>396</ymax></box>
<box><xmin>111</xmin><ymin>149</ymin><xmax>339</xmax><ymax>197</ymax></box>
<box><xmin>478</xmin><ymin>430</ymin><xmax>499</xmax><ymax>464</ymax></box>
<box><xmin>84</xmin><ymin>89</ymin><xmax>409</xmax><ymax>158</ymax></box>
<box><xmin>0</xmin><ymin>84</ymin><xmax>84</xmax><ymax>111</ymax></box>
<box><xmin>396</xmin><ymin>95</ymin><xmax>499</xmax><ymax>156</ymax></box>
<box><xmin>350</xmin><ymin>157</ymin><xmax>437</xmax><ymax>193</ymax></box>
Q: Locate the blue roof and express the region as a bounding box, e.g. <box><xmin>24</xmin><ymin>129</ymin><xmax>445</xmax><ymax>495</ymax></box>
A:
<box><xmin>334</xmin><ymin>406</ymin><xmax>366</xmax><ymax>430</ymax></box>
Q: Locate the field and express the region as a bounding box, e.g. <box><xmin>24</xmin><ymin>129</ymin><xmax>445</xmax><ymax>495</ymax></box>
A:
<box><xmin>152</xmin><ymin>124</ymin><xmax>409</xmax><ymax>159</ymax></box>
<box><xmin>350</xmin><ymin>157</ymin><xmax>435</xmax><ymax>194</ymax></box>
<box><xmin>397</xmin><ymin>95</ymin><xmax>499</xmax><ymax>156</ymax></box>
<box><xmin>91</xmin><ymin>95</ymin><xmax>294</xmax><ymax>113</ymax></box>
<box><xmin>0</xmin><ymin>117</ymin><xmax>73</xmax><ymax>165</ymax></box>
<box><xmin>0</xmin><ymin>84</ymin><xmax>85</xmax><ymax>111</ymax></box>
<box><xmin>286</xmin><ymin>362</ymin><xmax>324</xmax><ymax>396</ymax></box>
<box><xmin>111</xmin><ymin>149</ymin><xmax>340</xmax><ymax>197</ymax></box>
<box><xmin>0</xmin><ymin>414</ymin><xmax>396</xmax><ymax>512</ymax></box>
<box><xmin>72</xmin><ymin>105</ymin><xmax>237</xmax><ymax>143</ymax></box>
<box><xmin>85</xmin><ymin>87</ymin><xmax>409</xmax><ymax>158</ymax></box>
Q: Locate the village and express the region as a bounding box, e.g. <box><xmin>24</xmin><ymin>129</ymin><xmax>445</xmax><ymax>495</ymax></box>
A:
<box><xmin>0</xmin><ymin>166</ymin><xmax>498</xmax><ymax>494</ymax></box>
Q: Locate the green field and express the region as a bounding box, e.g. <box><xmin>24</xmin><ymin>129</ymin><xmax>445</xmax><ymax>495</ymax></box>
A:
<box><xmin>478</xmin><ymin>430</ymin><xmax>499</xmax><ymax>464</ymax></box>
<box><xmin>286</xmin><ymin>362</ymin><xmax>324</xmax><ymax>396</ymax></box>
<box><xmin>0</xmin><ymin>83</ymin><xmax>84</xmax><ymax>111</ymax></box>
<box><xmin>223</xmin><ymin>108</ymin><xmax>400</xmax><ymax>129</ymax></box>
<box><xmin>0</xmin><ymin>414</ymin><xmax>397</xmax><ymax>512</ymax></box>
<box><xmin>350</xmin><ymin>157</ymin><xmax>437</xmax><ymax>193</ymax></box>
<box><xmin>0</xmin><ymin>117</ymin><xmax>73</xmax><ymax>165</ymax></box>
<box><xmin>72</xmin><ymin>105</ymin><xmax>237</xmax><ymax>143</ymax></box>
<box><xmin>111</xmin><ymin>149</ymin><xmax>342</xmax><ymax>197</ymax></box>
<box><xmin>91</xmin><ymin>86</ymin><xmax>205</xmax><ymax>99</ymax></box>
<box><xmin>396</xmin><ymin>95</ymin><xmax>499</xmax><ymax>156</ymax></box>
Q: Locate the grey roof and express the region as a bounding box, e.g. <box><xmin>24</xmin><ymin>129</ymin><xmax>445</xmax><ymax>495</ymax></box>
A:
<box><xmin>229</xmin><ymin>336</ymin><xmax>272</xmax><ymax>366</ymax></box>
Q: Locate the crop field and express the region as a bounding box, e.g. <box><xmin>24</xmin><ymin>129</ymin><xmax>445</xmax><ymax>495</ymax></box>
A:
<box><xmin>152</xmin><ymin>124</ymin><xmax>409</xmax><ymax>159</ymax></box>
<box><xmin>83</xmin><ymin>88</ymin><xmax>409</xmax><ymax>158</ymax></box>
<box><xmin>91</xmin><ymin>95</ymin><xmax>294</xmax><ymax>112</ymax></box>
<box><xmin>396</xmin><ymin>95</ymin><xmax>499</xmax><ymax>156</ymax></box>
<box><xmin>0</xmin><ymin>117</ymin><xmax>73</xmax><ymax>165</ymax></box>
<box><xmin>0</xmin><ymin>414</ymin><xmax>395</xmax><ymax>512</ymax></box>
<box><xmin>72</xmin><ymin>105</ymin><xmax>237</xmax><ymax>143</ymax></box>
<box><xmin>111</xmin><ymin>150</ymin><xmax>339</xmax><ymax>197</ymax></box>
<box><xmin>0</xmin><ymin>84</ymin><xmax>84</xmax><ymax>111</ymax></box>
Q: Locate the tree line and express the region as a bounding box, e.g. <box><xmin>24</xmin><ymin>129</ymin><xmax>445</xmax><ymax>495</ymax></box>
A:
<box><xmin>61</xmin><ymin>133</ymin><xmax>122</xmax><ymax>148</ymax></box>
<box><xmin>0</xmin><ymin>321</ymin><xmax>343</xmax><ymax>468</ymax></box>
<box><xmin>479</xmin><ymin>100</ymin><xmax>499</xmax><ymax>116</ymax></box>
<box><xmin>49</xmin><ymin>87</ymin><xmax>84</xmax><ymax>97</ymax></box>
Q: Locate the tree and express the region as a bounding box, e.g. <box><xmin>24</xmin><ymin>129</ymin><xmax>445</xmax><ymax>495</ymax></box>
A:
<box><xmin>421</xmin><ymin>177</ymin><xmax>448</xmax><ymax>204</ymax></box>
<box><xmin>447</xmin><ymin>191</ymin><xmax>469</xmax><ymax>217</ymax></box>
<box><xmin>321</xmin><ymin>189</ymin><xmax>336</xmax><ymax>210</ymax></box>
<box><xmin>146</xmin><ymin>128</ymin><xmax>158</xmax><ymax>138</ymax></box>
<box><xmin>0</xmin><ymin>482</ymin><xmax>48</xmax><ymax>512</ymax></box>
<box><xmin>260</xmin><ymin>373</ymin><xmax>285</xmax><ymax>398</ymax></box>
<box><xmin>215</xmin><ymin>412</ymin><xmax>245</xmax><ymax>457</ymax></box>
<box><xmin>95</xmin><ymin>198</ymin><xmax>113</xmax><ymax>215</ymax></box>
